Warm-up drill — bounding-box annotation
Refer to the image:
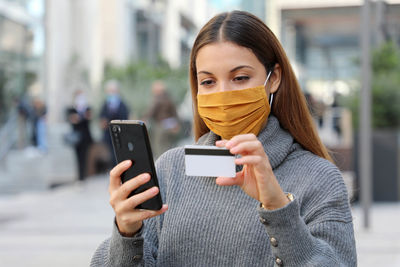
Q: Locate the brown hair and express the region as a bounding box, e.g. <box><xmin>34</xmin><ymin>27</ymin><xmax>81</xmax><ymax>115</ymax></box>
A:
<box><xmin>189</xmin><ymin>11</ymin><xmax>332</xmax><ymax>162</ymax></box>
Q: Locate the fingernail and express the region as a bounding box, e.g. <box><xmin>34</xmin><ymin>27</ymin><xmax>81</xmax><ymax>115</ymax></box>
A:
<box><xmin>150</xmin><ymin>187</ymin><xmax>158</xmax><ymax>194</ymax></box>
<box><xmin>123</xmin><ymin>160</ymin><xmax>131</xmax><ymax>166</ymax></box>
<box><xmin>141</xmin><ymin>173</ymin><xmax>150</xmax><ymax>180</ymax></box>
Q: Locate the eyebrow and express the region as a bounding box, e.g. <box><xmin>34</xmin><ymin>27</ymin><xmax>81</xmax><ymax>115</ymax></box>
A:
<box><xmin>197</xmin><ymin>65</ymin><xmax>254</xmax><ymax>75</ymax></box>
<box><xmin>230</xmin><ymin>65</ymin><xmax>254</xmax><ymax>72</ymax></box>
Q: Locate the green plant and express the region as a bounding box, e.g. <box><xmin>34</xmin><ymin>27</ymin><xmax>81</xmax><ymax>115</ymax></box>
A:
<box><xmin>100</xmin><ymin>59</ymin><xmax>189</xmax><ymax>118</ymax></box>
<box><xmin>344</xmin><ymin>41</ymin><xmax>400</xmax><ymax>129</ymax></box>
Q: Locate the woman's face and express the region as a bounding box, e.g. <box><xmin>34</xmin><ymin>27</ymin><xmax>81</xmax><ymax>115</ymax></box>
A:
<box><xmin>196</xmin><ymin>41</ymin><xmax>267</xmax><ymax>95</ymax></box>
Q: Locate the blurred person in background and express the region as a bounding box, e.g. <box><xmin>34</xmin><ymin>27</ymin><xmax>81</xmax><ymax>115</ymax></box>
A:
<box><xmin>92</xmin><ymin>11</ymin><xmax>356</xmax><ymax>266</ymax></box>
<box><xmin>142</xmin><ymin>80</ymin><xmax>180</xmax><ymax>158</ymax></box>
<box><xmin>99</xmin><ymin>79</ymin><xmax>129</xmax><ymax>166</ymax></box>
<box><xmin>16</xmin><ymin>95</ymin><xmax>32</xmax><ymax>149</ymax></box>
<box><xmin>331</xmin><ymin>92</ymin><xmax>342</xmax><ymax>138</ymax></box>
<box><xmin>66</xmin><ymin>89</ymin><xmax>93</xmax><ymax>181</ymax></box>
<box><xmin>31</xmin><ymin>97</ymin><xmax>47</xmax><ymax>154</ymax></box>
<box><xmin>305</xmin><ymin>91</ymin><xmax>326</xmax><ymax>128</ymax></box>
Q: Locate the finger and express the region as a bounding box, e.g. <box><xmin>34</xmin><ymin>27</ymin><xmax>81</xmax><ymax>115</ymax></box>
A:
<box><xmin>131</xmin><ymin>204</ymin><xmax>169</xmax><ymax>221</ymax></box>
<box><xmin>216</xmin><ymin>172</ymin><xmax>243</xmax><ymax>186</ymax></box>
<box><xmin>109</xmin><ymin>160</ymin><xmax>132</xmax><ymax>192</ymax></box>
<box><xmin>215</xmin><ymin>139</ymin><xmax>228</xmax><ymax>147</ymax></box>
<box><xmin>225</xmin><ymin>133</ymin><xmax>258</xmax><ymax>149</ymax></box>
<box><xmin>126</xmin><ymin>186</ymin><xmax>161</xmax><ymax>209</ymax></box>
<box><xmin>234</xmin><ymin>155</ymin><xmax>264</xmax><ymax>166</ymax></box>
<box><xmin>115</xmin><ymin>204</ymin><xmax>168</xmax><ymax>230</ymax></box>
<box><xmin>118</xmin><ymin>173</ymin><xmax>151</xmax><ymax>200</ymax></box>
<box><xmin>110</xmin><ymin>173</ymin><xmax>151</xmax><ymax>208</ymax></box>
<box><xmin>229</xmin><ymin>140</ymin><xmax>263</xmax><ymax>155</ymax></box>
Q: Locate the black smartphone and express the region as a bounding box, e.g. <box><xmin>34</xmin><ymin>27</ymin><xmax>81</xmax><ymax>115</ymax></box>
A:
<box><xmin>109</xmin><ymin>120</ymin><xmax>163</xmax><ymax>210</ymax></box>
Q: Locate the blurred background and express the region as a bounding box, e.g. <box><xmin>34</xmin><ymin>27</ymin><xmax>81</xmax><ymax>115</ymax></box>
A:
<box><xmin>0</xmin><ymin>0</ymin><xmax>399</xmax><ymax>266</ymax></box>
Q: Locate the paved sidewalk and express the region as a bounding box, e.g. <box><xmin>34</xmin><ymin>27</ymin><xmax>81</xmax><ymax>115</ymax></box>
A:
<box><xmin>0</xmin><ymin>123</ymin><xmax>77</xmax><ymax>194</ymax></box>
<box><xmin>0</xmin><ymin>175</ymin><xmax>113</xmax><ymax>267</ymax></box>
<box><xmin>1</xmin><ymin>175</ymin><xmax>400</xmax><ymax>266</ymax></box>
<box><xmin>352</xmin><ymin>203</ymin><xmax>400</xmax><ymax>266</ymax></box>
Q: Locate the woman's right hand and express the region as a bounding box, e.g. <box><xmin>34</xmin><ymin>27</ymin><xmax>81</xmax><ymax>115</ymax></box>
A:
<box><xmin>109</xmin><ymin>160</ymin><xmax>168</xmax><ymax>237</ymax></box>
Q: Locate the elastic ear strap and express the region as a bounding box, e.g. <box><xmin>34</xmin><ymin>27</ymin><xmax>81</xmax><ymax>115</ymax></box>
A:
<box><xmin>267</xmin><ymin>63</ymin><xmax>276</xmax><ymax>108</ymax></box>
<box><xmin>264</xmin><ymin>70</ymin><xmax>273</xmax><ymax>86</ymax></box>
<box><xmin>269</xmin><ymin>93</ymin><xmax>274</xmax><ymax>108</ymax></box>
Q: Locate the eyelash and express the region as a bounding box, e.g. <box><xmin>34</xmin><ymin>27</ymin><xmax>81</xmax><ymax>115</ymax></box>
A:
<box><xmin>200</xmin><ymin>79</ymin><xmax>214</xmax><ymax>86</ymax></box>
<box><xmin>199</xmin><ymin>76</ymin><xmax>250</xmax><ymax>86</ymax></box>
<box><xmin>233</xmin><ymin>76</ymin><xmax>250</xmax><ymax>82</ymax></box>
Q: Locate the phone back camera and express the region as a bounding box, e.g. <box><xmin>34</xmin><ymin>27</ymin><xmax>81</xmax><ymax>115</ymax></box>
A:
<box><xmin>112</xmin><ymin>125</ymin><xmax>121</xmax><ymax>133</ymax></box>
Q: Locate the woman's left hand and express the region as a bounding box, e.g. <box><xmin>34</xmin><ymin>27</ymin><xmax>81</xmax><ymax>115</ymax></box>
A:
<box><xmin>215</xmin><ymin>134</ymin><xmax>289</xmax><ymax>210</ymax></box>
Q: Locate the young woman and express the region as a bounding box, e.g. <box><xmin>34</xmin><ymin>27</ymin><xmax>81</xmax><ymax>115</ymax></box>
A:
<box><xmin>91</xmin><ymin>11</ymin><xmax>356</xmax><ymax>266</ymax></box>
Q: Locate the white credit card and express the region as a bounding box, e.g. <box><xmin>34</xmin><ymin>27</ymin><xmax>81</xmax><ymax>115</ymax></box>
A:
<box><xmin>184</xmin><ymin>145</ymin><xmax>236</xmax><ymax>177</ymax></box>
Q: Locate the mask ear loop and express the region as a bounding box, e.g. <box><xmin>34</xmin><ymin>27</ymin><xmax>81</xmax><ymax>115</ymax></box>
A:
<box><xmin>269</xmin><ymin>93</ymin><xmax>274</xmax><ymax>108</ymax></box>
<box><xmin>264</xmin><ymin>70</ymin><xmax>274</xmax><ymax>108</ymax></box>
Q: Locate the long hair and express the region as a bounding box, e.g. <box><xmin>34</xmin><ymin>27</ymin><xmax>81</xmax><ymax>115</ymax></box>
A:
<box><xmin>189</xmin><ymin>10</ymin><xmax>332</xmax><ymax>162</ymax></box>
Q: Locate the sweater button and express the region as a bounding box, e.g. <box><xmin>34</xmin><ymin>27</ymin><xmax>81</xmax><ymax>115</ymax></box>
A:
<box><xmin>270</xmin><ymin>237</ymin><xmax>278</xmax><ymax>247</ymax></box>
<box><xmin>259</xmin><ymin>217</ymin><xmax>268</xmax><ymax>225</ymax></box>
<box><xmin>275</xmin><ymin>257</ymin><xmax>283</xmax><ymax>266</ymax></box>
<box><xmin>133</xmin><ymin>255</ymin><xmax>142</xmax><ymax>262</ymax></box>
<box><xmin>133</xmin><ymin>240</ymin><xmax>142</xmax><ymax>246</ymax></box>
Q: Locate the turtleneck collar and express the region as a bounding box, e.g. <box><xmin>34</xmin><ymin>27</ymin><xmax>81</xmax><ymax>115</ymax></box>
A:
<box><xmin>196</xmin><ymin>115</ymin><xmax>294</xmax><ymax>170</ymax></box>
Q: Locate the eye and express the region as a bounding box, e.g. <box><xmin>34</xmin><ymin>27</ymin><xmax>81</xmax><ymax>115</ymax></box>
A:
<box><xmin>200</xmin><ymin>79</ymin><xmax>215</xmax><ymax>86</ymax></box>
<box><xmin>233</xmin><ymin>76</ymin><xmax>250</xmax><ymax>82</ymax></box>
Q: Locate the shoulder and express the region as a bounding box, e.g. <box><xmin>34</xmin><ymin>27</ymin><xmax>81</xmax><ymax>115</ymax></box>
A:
<box><xmin>298</xmin><ymin>150</ymin><xmax>345</xmax><ymax>190</ymax></box>
<box><xmin>120</xmin><ymin>101</ymin><xmax>129</xmax><ymax>109</ymax></box>
<box><xmin>281</xmin><ymin>148</ymin><xmax>352</xmax><ymax>222</ymax></box>
<box><xmin>66</xmin><ymin>107</ymin><xmax>77</xmax><ymax>113</ymax></box>
<box><xmin>280</xmin><ymin>145</ymin><xmax>349</xmax><ymax>200</ymax></box>
<box><xmin>303</xmin><ymin>149</ymin><xmax>339</xmax><ymax>172</ymax></box>
<box><xmin>284</xmin><ymin>144</ymin><xmax>343</xmax><ymax>184</ymax></box>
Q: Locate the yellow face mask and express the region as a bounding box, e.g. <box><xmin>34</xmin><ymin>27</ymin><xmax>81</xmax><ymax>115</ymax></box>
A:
<box><xmin>197</xmin><ymin>75</ymin><xmax>273</xmax><ymax>140</ymax></box>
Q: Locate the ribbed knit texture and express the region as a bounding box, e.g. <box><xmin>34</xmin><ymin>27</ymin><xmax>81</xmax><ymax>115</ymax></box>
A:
<box><xmin>91</xmin><ymin>115</ymin><xmax>357</xmax><ymax>267</ymax></box>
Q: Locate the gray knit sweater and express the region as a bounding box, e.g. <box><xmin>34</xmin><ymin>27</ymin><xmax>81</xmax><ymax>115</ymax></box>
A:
<box><xmin>91</xmin><ymin>116</ymin><xmax>357</xmax><ymax>266</ymax></box>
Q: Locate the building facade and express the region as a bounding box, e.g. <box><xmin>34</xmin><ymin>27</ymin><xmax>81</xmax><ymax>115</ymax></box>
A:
<box><xmin>45</xmin><ymin>0</ymin><xmax>210</xmax><ymax>123</ymax></box>
<box><xmin>278</xmin><ymin>0</ymin><xmax>400</xmax><ymax>103</ymax></box>
<box><xmin>0</xmin><ymin>0</ymin><xmax>44</xmax><ymax>124</ymax></box>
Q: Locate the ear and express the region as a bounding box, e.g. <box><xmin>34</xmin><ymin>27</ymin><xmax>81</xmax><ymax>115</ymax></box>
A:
<box><xmin>268</xmin><ymin>64</ymin><xmax>281</xmax><ymax>94</ymax></box>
